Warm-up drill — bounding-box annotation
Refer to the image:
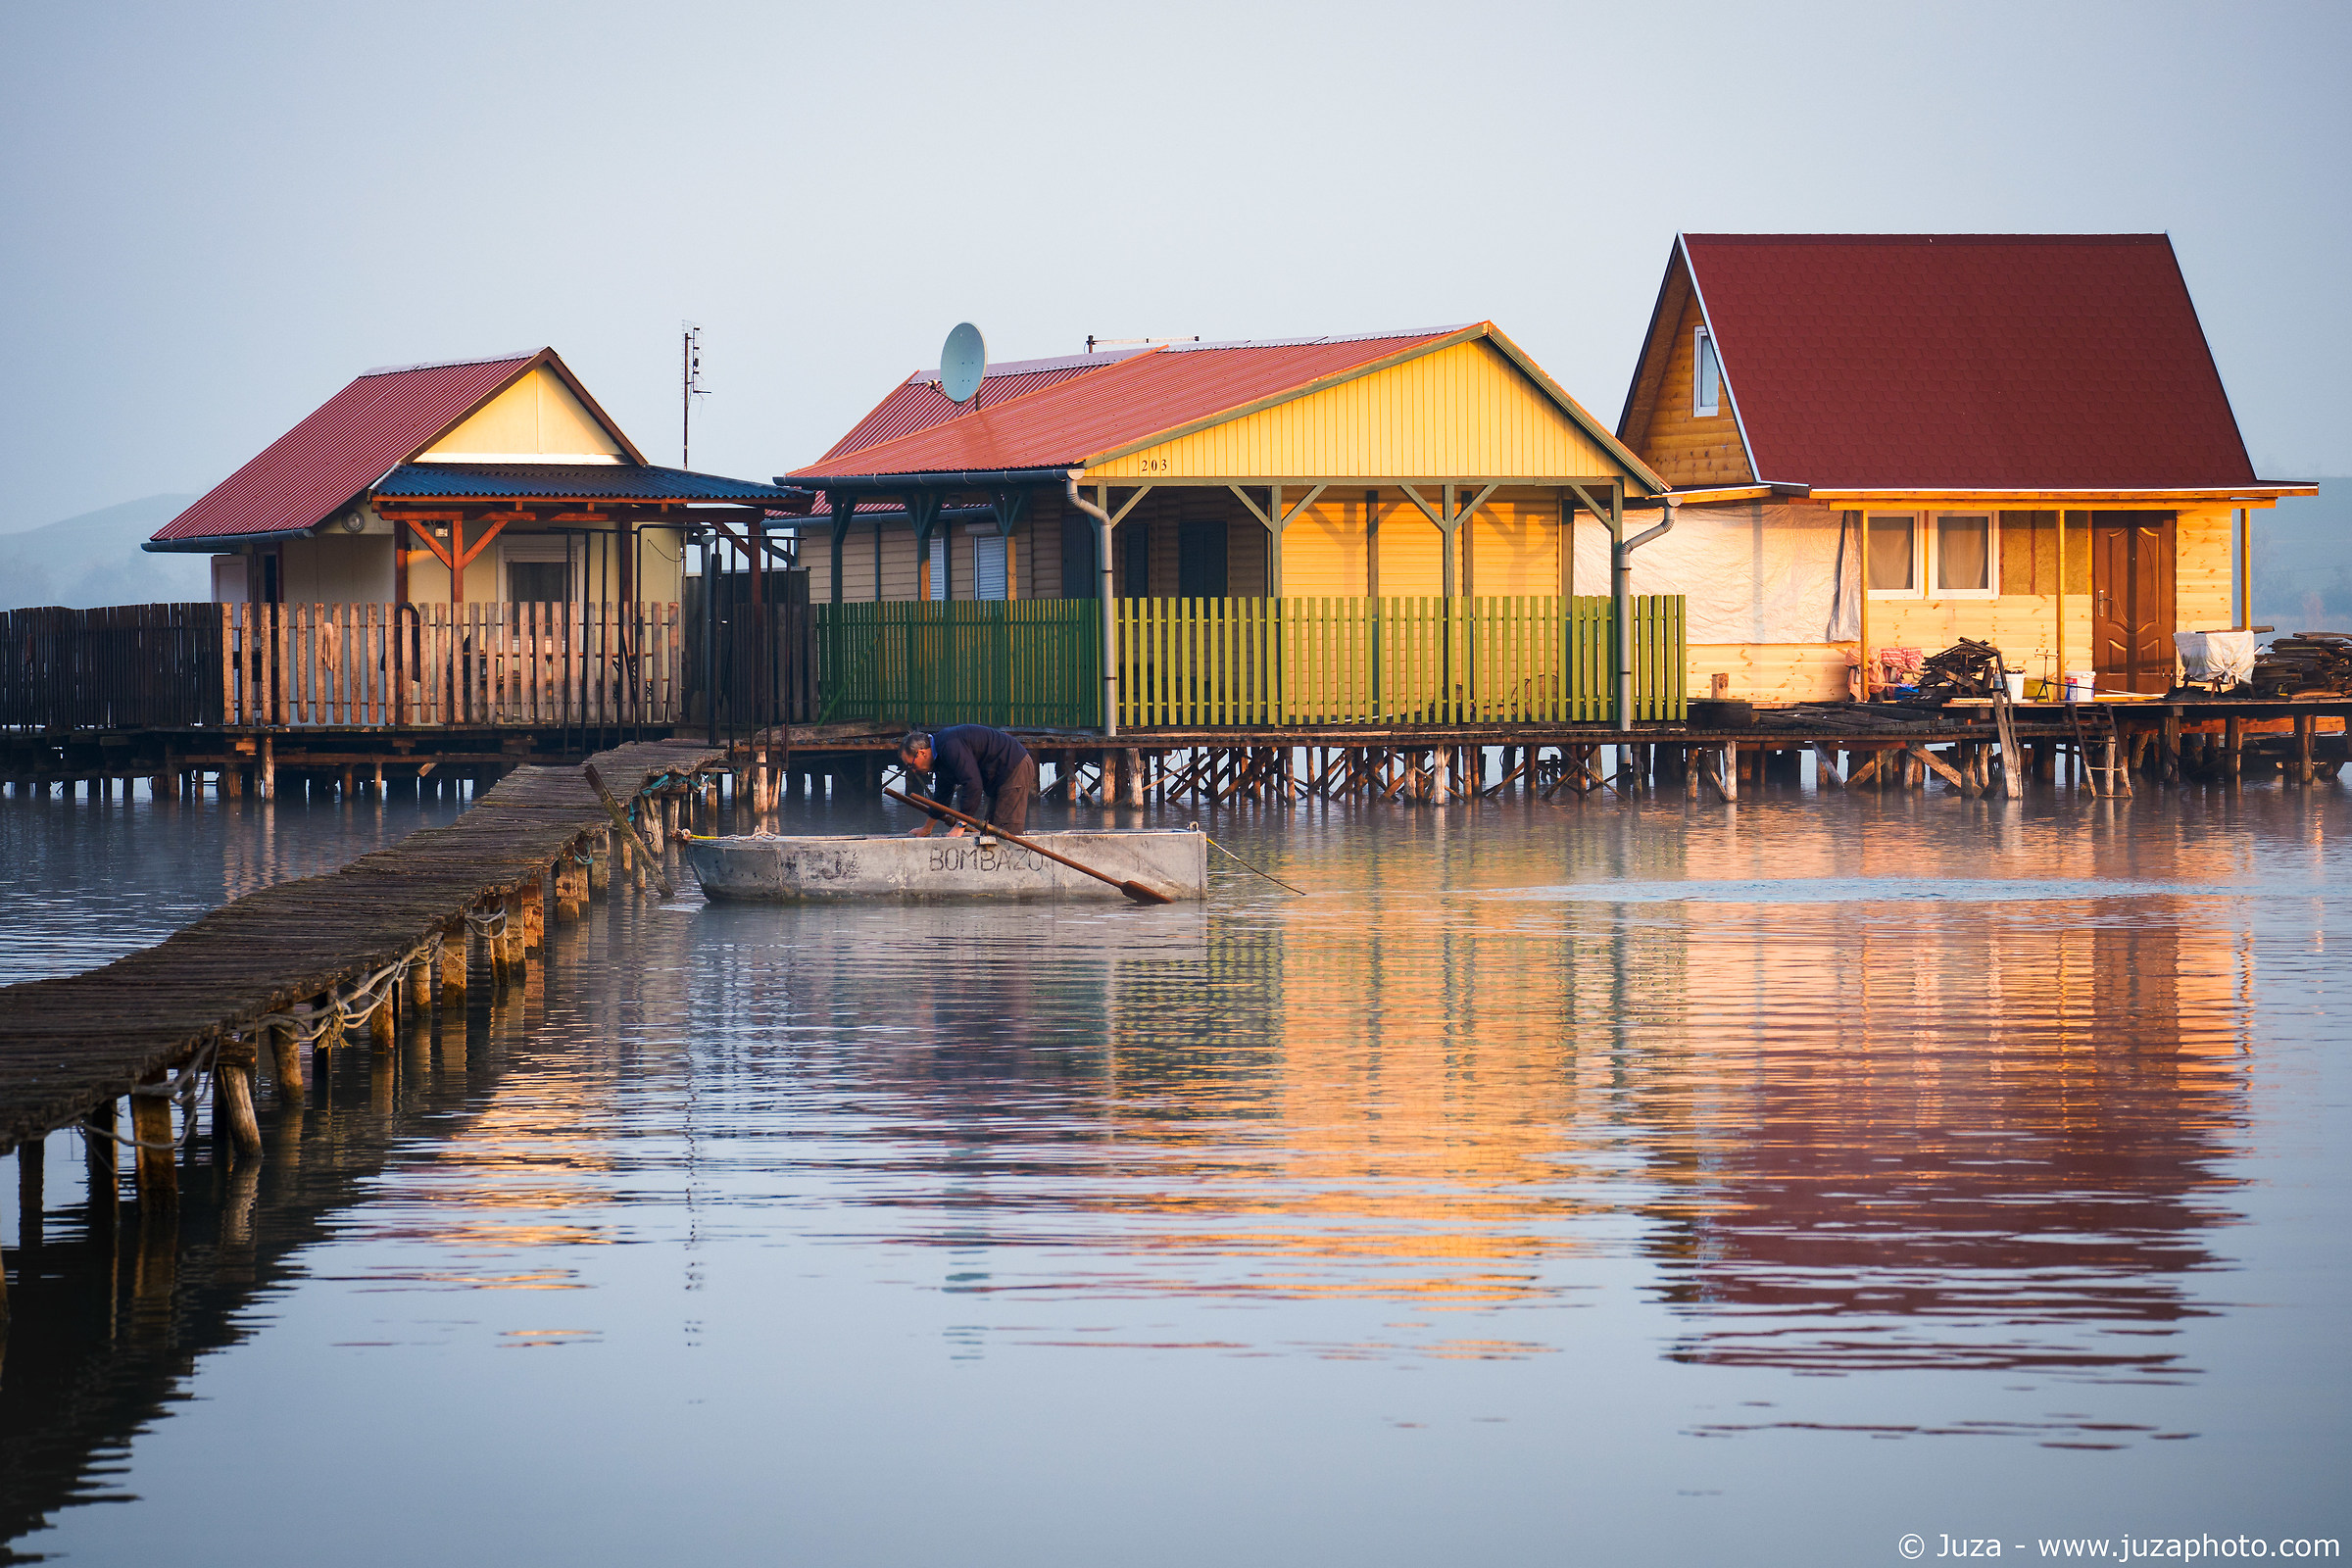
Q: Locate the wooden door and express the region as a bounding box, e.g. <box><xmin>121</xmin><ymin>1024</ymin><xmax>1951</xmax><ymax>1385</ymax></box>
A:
<box><xmin>2090</xmin><ymin>513</ymin><xmax>2176</xmax><ymax>694</ymax></box>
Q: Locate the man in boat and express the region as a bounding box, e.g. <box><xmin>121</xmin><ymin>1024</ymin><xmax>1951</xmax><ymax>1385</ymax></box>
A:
<box><xmin>899</xmin><ymin>726</ymin><xmax>1038</xmax><ymax>838</ymax></box>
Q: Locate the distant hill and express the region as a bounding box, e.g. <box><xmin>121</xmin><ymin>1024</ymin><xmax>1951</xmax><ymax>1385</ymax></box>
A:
<box><xmin>2254</xmin><ymin>480</ymin><xmax>2352</xmax><ymax>636</ymax></box>
<box><xmin>0</xmin><ymin>494</ymin><xmax>207</xmax><ymax>610</ymax></box>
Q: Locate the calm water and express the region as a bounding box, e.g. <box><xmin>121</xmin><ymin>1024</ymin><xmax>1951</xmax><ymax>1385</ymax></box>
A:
<box><xmin>1</xmin><ymin>775</ymin><xmax>2346</xmax><ymax>1565</ymax></box>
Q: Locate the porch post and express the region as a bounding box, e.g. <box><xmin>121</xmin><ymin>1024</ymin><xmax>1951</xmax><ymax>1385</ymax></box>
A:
<box><xmin>1099</xmin><ymin>484</ymin><xmax>1117</xmax><ymax>737</ymax></box>
<box><xmin>827</xmin><ymin>492</ymin><xmax>852</xmax><ymax>606</ymax></box>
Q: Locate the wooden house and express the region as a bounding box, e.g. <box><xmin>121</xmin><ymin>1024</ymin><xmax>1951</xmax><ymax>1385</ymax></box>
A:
<box><xmin>146</xmin><ymin>348</ymin><xmax>800</xmax><ymax>609</ymax></box>
<box><xmin>1614</xmin><ymin>234</ymin><xmax>2315</xmax><ymax>700</ymax></box>
<box><xmin>787</xmin><ymin>324</ymin><xmax>1680</xmax><ymax>731</ymax></box>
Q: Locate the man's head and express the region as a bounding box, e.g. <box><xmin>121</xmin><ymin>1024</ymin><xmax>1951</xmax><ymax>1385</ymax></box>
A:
<box><xmin>898</xmin><ymin>730</ymin><xmax>934</xmax><ymax>771</ymax></box>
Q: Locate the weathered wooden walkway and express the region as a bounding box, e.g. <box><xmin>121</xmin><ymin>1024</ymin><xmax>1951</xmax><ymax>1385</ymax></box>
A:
<box><xmin>0</xmin><ymin>739</ymin><xmax>726</xmax><ymax>1163</ymax></box>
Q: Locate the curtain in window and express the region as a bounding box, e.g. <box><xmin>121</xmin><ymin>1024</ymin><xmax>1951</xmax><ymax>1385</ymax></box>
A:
<box><xmin>1867</xmin><ymin>514</ymin><xmax>1915</xmax><ymax>591</ymax></box>
<box><xmin>1936</xmin><ymin>514</ymin><xmax>1990</xmax><ymax>591</ymax></box>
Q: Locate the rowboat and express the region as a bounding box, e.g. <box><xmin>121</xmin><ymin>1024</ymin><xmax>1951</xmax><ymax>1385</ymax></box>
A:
<box><xmin>681</xmin><ymin>829</ymin><xmax>1207</xmax><ymax>903</ymax></box>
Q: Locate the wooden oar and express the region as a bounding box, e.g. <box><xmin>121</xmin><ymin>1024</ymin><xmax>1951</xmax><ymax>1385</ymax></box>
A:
<box><xmin>882</xmin><ymin>787</ymin><xmax>1173</xmax><ymax>906</ymax></box>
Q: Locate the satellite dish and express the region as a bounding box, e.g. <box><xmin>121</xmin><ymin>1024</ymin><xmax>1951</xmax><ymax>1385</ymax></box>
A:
<box><xmin>940</xmin><ymin>322</ymin><xmax>985</xmax><ymax>405</ymax></box>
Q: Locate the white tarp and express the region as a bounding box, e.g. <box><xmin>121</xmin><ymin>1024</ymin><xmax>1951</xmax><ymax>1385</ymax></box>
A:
<box><xmin>2175</xmin><ymin>628</ymin><xmax>2254</xmax><ymax>685</ymax></box>
<box><xmin>1568</xmin><ymin>501</ymin><xmax>1858</xmax><ymax>644</ymax></box>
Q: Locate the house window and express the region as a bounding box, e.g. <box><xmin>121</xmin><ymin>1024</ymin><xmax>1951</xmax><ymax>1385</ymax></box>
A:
<box><xmin>504</xmin><ymin>541</ymin><xmax>573</xmax><ymax>605</ymax></box>
<box><xmin>1867</xmin><ymin>513</ymin><xmax>1918</xmax><ymax>595</ymax></box>
<box><xmin>973</xmin><ymin>533</ymin><xmax>1007</xmax><ymax>600</ymax></box>
<box><xmin>1693</xmin><ymin>327</ymin><xmax>1722</xmax><ymax>417</ymax></box>
<box><xmin>1935</xmin><ymin>514</ymin><xmax>1996</xmax><ymax>596</ymax></box>
<box><xmin>929</xmin><ymin>532</ymin><xmax>948</xmax><ymax>600</ymax></box>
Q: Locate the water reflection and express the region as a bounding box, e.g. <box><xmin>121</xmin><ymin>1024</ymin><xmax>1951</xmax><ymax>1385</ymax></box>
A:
<box><xmin>1</xmin><ymin>783</ymin><xmax>2344</xmax><ymax>1563</ymax></box>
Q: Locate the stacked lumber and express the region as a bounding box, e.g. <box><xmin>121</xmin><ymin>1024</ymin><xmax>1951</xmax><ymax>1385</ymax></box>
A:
<box><xmin>2251</xmin><ymin>632</ymin><xmax>2352</xmax><ymax>697</ymax></box>
<box><xmin>1917</xmin><ymin>639</ymin><xmax>2007</xmax><ymax>703</ymax></box>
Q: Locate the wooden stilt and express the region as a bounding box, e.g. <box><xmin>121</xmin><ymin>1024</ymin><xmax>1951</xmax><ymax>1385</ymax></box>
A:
<box><xmin>438</xmin><ymin>921</ymin><xmax>467</xmax><ymax>1002</ymax></box>
<box><xmin>259</xmin><ymin>736</ymin><xmax>274</xmax><ymax>800</ymax></box>
<box><xmin>2227</xmin><ymin>713</ymin><xmax>2243</xmax><ymax>785</ymax></box>
<box><xmin>84</xmin><ymin>1099</ymin><xmax>119</xmax><ymax>1229</ymax></box>
<box><xmin>217</xmin><ymin>1040</ymin><xmax>264</xmax><ymax>1158</ymax></box>
<box><xmin>19</xmin><ymin>1136</ymin><xmax>43</xmax><ymax>1255</ymax></box>
<box><xmin>129</xmin><ymin>1080</ymin><xmax>176</xmax><ymax>1210</ymax></box>
<box><xmin>2296</xmin><ymin>712</ymin><xmax>2315</xmax><ymax>784</ymax></box>
<box><xmin>269</xmin><ymin>1015</ymin><xmax>303</xmax><ymax>1104</ymax></box>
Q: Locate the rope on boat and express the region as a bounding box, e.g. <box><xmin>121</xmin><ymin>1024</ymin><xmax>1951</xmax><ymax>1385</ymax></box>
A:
<box><xmin>1189</xmin><ymin>821</ymin><xmax>1305</xmax><ymax>896</ymax></box>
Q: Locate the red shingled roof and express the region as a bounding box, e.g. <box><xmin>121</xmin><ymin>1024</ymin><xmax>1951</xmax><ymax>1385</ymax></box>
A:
<box><xmin>152</xmin><ymin>353</ymin><xmax>542</xmax><ymax>544</ymax></box>
<box><xmin>1671</xmin><ymin>233</ymin><xmax>2257</xmax><ymax>490</ymax></box>
<box><xmin>791</xmin><ymin>329</ymin><xmax>1471</xmax><ymax>479</ymax></box>
<box><xmin>818</xmin><ymin>350</ymin><xmax>1143</xmax><ymax>462</ymax></box>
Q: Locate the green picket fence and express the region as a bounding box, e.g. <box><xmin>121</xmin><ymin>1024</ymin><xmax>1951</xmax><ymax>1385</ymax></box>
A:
<box><xmin>815</xmin><ymin>600</ymin><xmax>1100</xmax><ymax>729</ymax></box>
<box><xmin>1115</xmin><ymin>594</ymin><xmax>1685</xmax><ymax>728</ymax></box>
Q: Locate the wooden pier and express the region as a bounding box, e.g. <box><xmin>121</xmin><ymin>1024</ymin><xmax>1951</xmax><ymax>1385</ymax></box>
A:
<box><xmin>0</xmin><ymin>738</ymin><xmax>731</xmax><ymax>1290</ymax></box>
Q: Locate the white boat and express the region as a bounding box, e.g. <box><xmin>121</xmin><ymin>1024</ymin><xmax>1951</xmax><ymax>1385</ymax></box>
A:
<box><xmin>681</xmin><ymin>828</ymin><xmax>1207</xmax><ymax>903</ymax></box>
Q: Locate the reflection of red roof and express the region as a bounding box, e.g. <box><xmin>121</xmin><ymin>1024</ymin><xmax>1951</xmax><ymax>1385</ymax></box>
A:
<box><xmin>152</xmin><ymin>354</ymin><xmax>541</xmax><ymax>544</ymax></box>
<box><xmin>791</xmin><ymin>329</ymin><xmax>1470</xmax><ymax>479</ymax></box>
<box><xmin>1673</xmin><ymin>234</ymin><xmax>2257</xmax><ymax>489</ymax></box>
<box><xmin>818</xmin><ymin>350</ymin><xmax>1142</xmax><ymax>461</ymax></box>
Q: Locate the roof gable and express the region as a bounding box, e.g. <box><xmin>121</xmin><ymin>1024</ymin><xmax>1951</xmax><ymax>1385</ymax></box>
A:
<box><xmin>417</xmin><ymin>364</ymin><xmax>629</xmax><ymax>463</ymax></box>
<box><xmin>151</xmin><ymin>348</ymin><xmax>646</xmax><ymax>546</ymax></box>
<box><xmin>793</xmin><ymin>324</ymin><xmax>1663</xmax><ymax>492</ymax></box>
<box><xmin>1092</xmin><ymin>337</ymin><xmax>1639</xmax><ymax>482</ymax></box>
<box><xmin>1642</xmin><ymin>234</ymin><xmax>2257</xmax><ymax>490</ymax></box>
<box><xmin>818</xmin><ymin>351</ymin><xmax>1144</xmax><ymax>462</ymax></box>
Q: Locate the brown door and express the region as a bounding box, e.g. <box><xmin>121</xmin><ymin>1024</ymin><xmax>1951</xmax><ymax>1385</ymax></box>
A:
<box><xmin>2090</xmin><ymin>512</ymin><xmax>2176</xmax><ymax>694</ymax></box>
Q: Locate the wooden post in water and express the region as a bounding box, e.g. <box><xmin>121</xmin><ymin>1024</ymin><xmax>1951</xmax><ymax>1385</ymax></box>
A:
<box><xmin>19</xmin><ymin>1137</ymin><xmax>43</xmax><ymax>1255</ymax></box>
<box><xmin>269</xmin><ymin>1015</ymin><xmax>303</xmax><ymax>1104</ymax></box>
<box><xmin>129</xmin><ymin>1079</ymin><xmax>176</xmax><ymax>1210</ymax></box>
<box><xmin>84</xmin><ymin>1099</ymin><xmax>119</xmax><ymax>1229</ymax></box>
<box><xmin>2296</xmin><ymin>712</ymin><xmax>2315</xmax><ymax>784</ymax></box>
<box><xmin>216</xmin><ymin>1038</ymin><xmax>264</xmax><ymax>1159</ymax></box>
<box><xmin>438</xmin><ymin>919</ymin><xmax>467</xmax><ymax>1003</ymax></box>
<box><xmin>587</xmin><ymin>829</ymin><xmax>611</xmax><ymax>899</ymax></box>
<box><xmin>2227</xmin><ymin>713</ymin><xmax>2243</xmax><ymax>785</ymax></box>
<box><xmin>259</xmin><ymin>736</ymin><xmax>274</xmax><ymax>800</ymax></box>
<box><xmin>525</xmin><ymin>873</ymin><xmax>548</xmax><ymax>952</ymax></box>
<box><xmin>370</xmin><ymin>979</ymin><xmax>397</xmax><ymax>1048</ymax></box>
<box><xmin>406</xmin><ymin>955</ymin><xmax>431</xmax><ymax>1010</ymax></box>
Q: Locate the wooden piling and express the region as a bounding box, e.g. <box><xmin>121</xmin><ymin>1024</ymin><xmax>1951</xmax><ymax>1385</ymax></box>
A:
<box><xmin>18</xmin><ymin>1136</ymin><xmax>42</xmax><ymax>1254</ymax></box>
<box><xmin>438</xmin><ymin>921</ymin><xmax>467</xmax><ymax>1001</ymax></box>
<box><xmin>269</xmin><ymin>1016</ymin><xmax>303</xmax><ymax>1104</ymax></box>
<box><xmin>259</xmin><ymin>736</ymin><xmax>274</xmax><ymax>800</ymax></box>
<box><xmin>2296</xmin><ymin>712</ymin><xmax>2315</xmax><ymax>784</ymax></box>
<box><xmin>83</xmin><ymin>1099</ymin><xmax>118</xmax><ymax>1228</ymax></box>
<box><xmin>217</xmin><ymin>1039</ymin><xmax>264</xmax><ymax>1159</ymax></box>
<box><xmin>2227</xmin><ymin>713</ymin><xmax>2243</xmax><ymax>784</ymax></box>
<box><xmin>129</xmin><ymin>1081</ymin><xmax>175</xmax><ymax>1210</ymax></box>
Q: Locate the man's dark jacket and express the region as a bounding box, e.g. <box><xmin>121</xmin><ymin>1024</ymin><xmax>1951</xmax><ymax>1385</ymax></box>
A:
<box><xmin>914</xmin><ymin>725</ymin><xmax>1031</xmax><ymax>821</ymax></box>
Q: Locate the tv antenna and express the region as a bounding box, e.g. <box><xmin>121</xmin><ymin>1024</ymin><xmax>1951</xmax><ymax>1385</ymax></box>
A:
<box><xmin>940</xmin><ymin>321</ymin><xmax>985</xmax><ymax>408</ymax></box>
<box><xmin>681</xmin><ymin>322</ymin><xmax>710</xmax><ymax>466</ymax></box>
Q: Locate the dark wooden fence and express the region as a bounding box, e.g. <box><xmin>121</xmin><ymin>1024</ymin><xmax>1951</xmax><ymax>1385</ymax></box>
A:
<box><xmin>815</xmin><ymin>599</ymin><xmax>1101</xmax><ymax>730</ymax></box>
<box><xmin>0</xmin><ymin>604</ymin><xmax>224</xmax><ymax>730</ymax></box>
<box><xmin>684</xmin><ymin>567</ymin><xmax>816</xmax><ymax>733</ymax></box>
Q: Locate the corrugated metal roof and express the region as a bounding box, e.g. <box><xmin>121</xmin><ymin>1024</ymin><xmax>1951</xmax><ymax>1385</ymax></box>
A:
<box><xmin>792</xmin><ymin>328</ymin><xmax>1470</xmax><ymax>480</ymax></box>
<box><xmin>817</xmin><ymin>352</ymin><xmax>1141</xmax><ymax>462</ymax></box>
<box><xmin>1670</xmin><ymin>234</ymin><xmax>2258</xmax><ymax>489</ymax></box>
<box><xmin>380</xmin><ymin>463</ymin><xmax>804</xmax><ymax>503</ymax></box>
<box><xmin>151</xmin><ymin>354</ymin><xmax>542</xmax><ymax>544</ymax></box>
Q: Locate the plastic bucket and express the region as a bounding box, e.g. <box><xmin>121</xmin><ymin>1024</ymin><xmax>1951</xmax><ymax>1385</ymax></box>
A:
<box><xmin>2004</xmin><ymin>672</ymin><xmax>2027</xmax><ymax>701</ymax></box>
<box><xmin>2065</xmin><ymin>670</ymin><xmax>2097</xmax><ymax>703</ymax></box>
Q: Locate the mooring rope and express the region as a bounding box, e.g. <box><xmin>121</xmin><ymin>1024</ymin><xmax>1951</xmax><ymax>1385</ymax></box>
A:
<box><xmin>1189</xmin><ymin>821</ymin><xmax>1305</xmax><ymax>896</ymax></box>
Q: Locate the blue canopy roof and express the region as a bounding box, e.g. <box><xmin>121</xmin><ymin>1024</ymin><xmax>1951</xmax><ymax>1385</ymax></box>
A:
<box><xmin>378</xmin><ymin>463</ymin><xmax>809</xmax><ymax>505</ymax></box>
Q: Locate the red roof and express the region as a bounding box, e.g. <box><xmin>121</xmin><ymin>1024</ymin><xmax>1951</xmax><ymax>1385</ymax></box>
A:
<box><xmin>818</xmin><ymin>350</ymin><xmax>1143</xmax><ymax>462</ymax></box>
<box><xmin>152</xmin><ymin>352</ymin><xmax>545</xmax><ymax>544</ymax></box>
<box><xmin>1667</xmin><ymin>234</ymin><xmax>2257</xmax><ymax>490</ymax></box>
<box><xmin>791</xmin><ymin>329</ymin><xmax>1470</xmax><ymax>479</ymax></box>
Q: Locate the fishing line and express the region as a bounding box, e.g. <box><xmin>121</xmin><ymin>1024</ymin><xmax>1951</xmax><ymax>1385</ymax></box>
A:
<box><xmin>1190</xmin><ymin>821</ymin><xmax>1304</xmax><ymax>896</ymax></box>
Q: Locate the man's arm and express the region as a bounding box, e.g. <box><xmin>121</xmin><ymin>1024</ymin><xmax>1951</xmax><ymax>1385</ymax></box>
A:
<box><xmin>944</xmin><ymin>743</ymin><xmax>987</xmax><ymax>826</ymax></box>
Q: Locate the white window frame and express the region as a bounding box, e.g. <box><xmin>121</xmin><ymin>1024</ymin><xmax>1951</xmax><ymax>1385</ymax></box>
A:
<box><xmin>1931</xmin><ymin>512</ymin><xmax>2000</xmax><ymax>600</ymax></box>
<box><xmin>1865</xmin><ymin>512</ymin><xmax>1924</xmax><ymax>600</ymax></box>
<box><xmin>1692</xmin><ymin>326</ymin><xmax>1722</xmax><ymax>417</ymax></box>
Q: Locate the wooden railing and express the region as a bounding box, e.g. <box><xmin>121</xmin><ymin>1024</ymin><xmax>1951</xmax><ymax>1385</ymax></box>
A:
<box><xmin>815</xmin><ymin>600</ymin><xmax>1100</xmax><ymax>730</ymax></box>
<box><xmin>222</xmin><ymin>602</ymin><xmax>682</xmax><ymax>727</ymax></box>
<box><xmin>1115</xmin><ymin>595</ymin><xmax>1686</xmax><ymax>728</ymax></box>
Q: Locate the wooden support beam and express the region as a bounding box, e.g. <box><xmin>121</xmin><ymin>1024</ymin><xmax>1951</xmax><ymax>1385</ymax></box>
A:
<box><xmin>217</xmin><ymin>1038</ymin><xmax>264</xmax><ymax>1159</ymax></box>
<box><xmin>130</xmin><ymin>1079</ymin><xmax>176</xmax><ymax>1210</ymax></box>
<box><xmin>1908</xmin><ymin>744</ymin><xmax>1968</xmax><ymax>791</ymax></box>
<box><xmin>1813</xmin><ymin>744</ymin><xmax>1845</xmax><ymax>789</ymax></box>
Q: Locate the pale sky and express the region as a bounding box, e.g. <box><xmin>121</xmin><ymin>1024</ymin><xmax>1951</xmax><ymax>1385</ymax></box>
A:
<box><xmin>2</xmin><ymin>0</ymin><xmax>2344</xmax><ymax>529</ymax></box>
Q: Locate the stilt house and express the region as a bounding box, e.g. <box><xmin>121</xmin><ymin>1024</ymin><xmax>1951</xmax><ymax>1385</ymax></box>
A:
<box><xmin>1614</xmin><ymin>234</ymin><xmax>2314</xmax><ymax>701</ymax></box>
<box><xmin>786</xmin><ymin>324</ymin><xmax>1679</xmax><ymax>729</ymax></box>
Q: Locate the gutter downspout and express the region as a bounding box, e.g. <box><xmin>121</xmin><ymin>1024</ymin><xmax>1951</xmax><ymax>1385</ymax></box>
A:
<box><xmin>1065</xmin><ymin>473</ymin><xmax>1118</xmax><ymax>737</ymax></box>
<box><xmin>1613</xmin><ymin>496</ymin><xmax>1677</xmax><ymax>731</ymax></box>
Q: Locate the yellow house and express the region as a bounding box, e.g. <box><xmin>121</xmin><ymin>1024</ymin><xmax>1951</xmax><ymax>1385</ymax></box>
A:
<box><xmin>148</xmin><ymin>348</ymin><xmax>799</xmax><ymax>611</ymax></box>
<box><xmin>1615</xmin><ymin>233</ymin><xmax>2315</xmax><ymax>701</ymax></box>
